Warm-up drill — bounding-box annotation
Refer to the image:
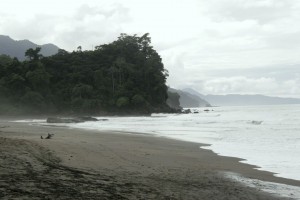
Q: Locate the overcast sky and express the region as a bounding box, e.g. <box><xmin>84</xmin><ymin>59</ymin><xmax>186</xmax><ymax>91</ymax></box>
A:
<box><xmin>1</xmin><ymin>0</ymin><xmax>300</xmax><ymax>97</ymax></box>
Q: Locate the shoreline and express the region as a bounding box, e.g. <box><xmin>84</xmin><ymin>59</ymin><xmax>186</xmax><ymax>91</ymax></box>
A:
<box><xmin>1</xmin><ymin>121</ymin><xmax>299</xmax><ymax>199</ymax></box>
<box><xmin>37</xmin><ymin>119</ymin><xmax>300</xmax><ymax>184</ymax></box>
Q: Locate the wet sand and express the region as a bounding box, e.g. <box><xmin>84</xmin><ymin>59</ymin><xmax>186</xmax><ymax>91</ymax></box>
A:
<box><xmin>0</xmin><ymin>121</ymin><xmax>299</xmax><ymax>199</ymax></box>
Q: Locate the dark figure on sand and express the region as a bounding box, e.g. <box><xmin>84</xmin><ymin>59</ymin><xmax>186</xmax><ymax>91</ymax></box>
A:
<box><xmin>41</xmin><ymin>133</ymin><xmax>54</xmax><ymax>139</ymax></box>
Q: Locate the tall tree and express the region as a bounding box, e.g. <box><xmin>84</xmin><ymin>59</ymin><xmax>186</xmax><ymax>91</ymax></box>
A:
<box><xmin>25</xmin><ymin>47</ymin><xmax>42</xmax><ymax>61</ymax></box>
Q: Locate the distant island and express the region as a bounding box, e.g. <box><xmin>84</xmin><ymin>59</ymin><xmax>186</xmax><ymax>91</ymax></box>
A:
<box><xmin>0</xmin><ymin>33</ymin><xmax>174</xmax><ymax>115</ymax></box>
<box><xmin>204</xmin><ymin>94</ymin><xmax>300</xmax><ymax>106</ymax></box>
<box><xmin>182</xmin><ymin>88</ymin><xmax>300</xmax><ymax>106</ymax></box>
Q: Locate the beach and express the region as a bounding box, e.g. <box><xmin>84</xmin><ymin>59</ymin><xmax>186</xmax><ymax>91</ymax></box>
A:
<box><xmin>0</xmin><ymin>120</ymin><xmax>299</xmax><ymax>199</ymax></box>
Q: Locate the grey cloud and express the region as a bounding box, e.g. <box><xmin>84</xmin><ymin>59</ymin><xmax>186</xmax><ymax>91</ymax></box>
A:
<box><xmin>75</xmin><ymin>5</ymin><xmax>115</xmax><ymax>20</ymax></box>
<box><xmin>58</xmin><ymin>4</ymin><xmax>131</xmax><ymax>50</ymax></box>
<box><xmin>1</xmin><ymin>14</ymin><xmax>61</xmax><ymax>43</ymax></box>
<box><xmin>162</xmin><ymin>52</ymin><xmax>189</xmax><ymax>88</ymax></box>
<box><xmin>264</xmin><ymin>31</ymin><xmax>300</xmax><ymax>49</ymax></box>
<box><xmin>199</xmin><ymin>64</ymin><xmax>300</xmax><ymax>81</ymax></box>
<box><xmin>155</xmin><ymin>37</ymin><xmax>196</xmax><ymax>52</ymax></box>
<box><xmin>203</xmin><ymin>76</ymin><xmax>300</xmax><ymax>97</ymax></box>
<box><xmin>206</xmin><ymin>0</ymin><xmax>296</xmax><ymax>24</ymax></box>
<box><xmin>75</xmin><ymin>4</ymin><xmax>130</xmax><ymax>22</ymax></box>
<box><xmin>57</xmin><ymin>27</ymin><xmax>121</xmax><ymax>51</ymax></box>
<box><xmin>197</xmin><ymin>1</ymin><xmax>300</xmax><ymax>52</ymax></box>
<box><xmin>185</xmin><ymin>75</ymin><xmax>300</xmax><ymax>98</ymax></box>
<box><xmin>174</xmin><ymin>64</ymin><xmax>300</xmax><ymax>97</ymax></box>
<box><xmin>0</xmin><ymin>3</ymin><xmax>131</xmax><ymax>50</ymax></box>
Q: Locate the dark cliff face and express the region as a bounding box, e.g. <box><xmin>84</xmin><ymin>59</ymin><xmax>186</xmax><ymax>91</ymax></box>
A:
<box><xmin>0</xmin><ymin>35</ymin><xmax>59</xmax><ymax>60</ymax></box>
<box><xmin>167</xmin><ymin>88</ymin><xmax>211</xmax><ymax>108</ymax></box>
<box><xmin>166</xmin><ymin>91</ymin><xmax>182</xmax><ymax>110</ymax></box>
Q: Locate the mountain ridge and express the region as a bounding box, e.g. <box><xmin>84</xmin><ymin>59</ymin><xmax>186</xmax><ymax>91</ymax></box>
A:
<box><xmin>0</xmin><ymin>35</ymin><xmax>59</xmax><ymax>60</ymax></box>
<box><xmin>205</xmin><ymin>94</ymin><xmax>300</xmax><ymax>106</ymax></box>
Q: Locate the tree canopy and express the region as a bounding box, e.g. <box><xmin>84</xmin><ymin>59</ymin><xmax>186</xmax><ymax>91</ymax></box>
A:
<box><xmin>0</xmin><ymin>33</ymin><xmax>173</xmax><ymax>115</ymax></box>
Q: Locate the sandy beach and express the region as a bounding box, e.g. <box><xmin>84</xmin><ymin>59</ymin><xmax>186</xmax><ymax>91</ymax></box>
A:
<box><xmin>0</xmin><ymin>120</ymin><xmax>299</xmax><ymax>199</ymax></box>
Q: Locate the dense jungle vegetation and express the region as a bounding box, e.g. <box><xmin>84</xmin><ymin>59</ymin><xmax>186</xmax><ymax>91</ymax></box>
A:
<box><xmin>0</xmin><ymin>33</ymin><xmax>173</xmax><ymax>115</ymax></box>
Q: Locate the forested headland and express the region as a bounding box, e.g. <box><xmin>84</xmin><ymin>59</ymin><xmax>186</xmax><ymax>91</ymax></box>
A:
<box><xmin>0</xmin><ymin>33</ymin><xmax>174</xmax><ymax>115</ymax></box>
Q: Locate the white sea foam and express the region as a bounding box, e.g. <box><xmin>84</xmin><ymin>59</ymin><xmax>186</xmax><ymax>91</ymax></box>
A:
<box><xmin>225</xmin><ymin>172</ymin><xmax>300</xmax><ymax>199</ymax></box>
<box><xmin>12</xmin><ymin>119</ymin><xmax>46</xmax><ymax>123</ymax></box>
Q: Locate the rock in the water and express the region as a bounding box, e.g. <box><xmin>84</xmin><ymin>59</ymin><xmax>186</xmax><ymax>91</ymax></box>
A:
<box><xmin>76</xmin><ymin>116</ymin><xmax>99</xmax><ymax>121</ymax></box>
<box><xmin>182</xmin><ymin>109</ymin><xmax>191</xmax><ymax>114</ymax></box>
<box><xmin>46</xmin><ymin>116</ymin><xmax>107</xmax><ymax>123</ymax></box>
<box><xmin>251</xmin><ymin>120</ymin><xmax>263</xmax><ymax>125</ymax></box>
<box><xmin>47</xmin><ymin>117</ymin><xmax>73</xmax><ymax>123</ymax></box>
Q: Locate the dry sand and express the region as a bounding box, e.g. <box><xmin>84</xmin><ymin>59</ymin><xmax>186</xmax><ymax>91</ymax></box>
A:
<box><xmin>0</xmin><ymin>120</ymin><xmax>299</xmax><ymax>199</ymax></box>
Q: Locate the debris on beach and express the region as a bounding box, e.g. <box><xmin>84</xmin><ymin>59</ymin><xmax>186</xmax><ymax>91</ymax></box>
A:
<box><xmin>41</xmin><ymin>133</ymin><xmax>54</xmax><ymax>139</ymax></box>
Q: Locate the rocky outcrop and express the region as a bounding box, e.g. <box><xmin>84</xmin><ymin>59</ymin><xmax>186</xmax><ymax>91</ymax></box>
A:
<box><xmin>0</xmin><ymin>35</ymin><xmax>59</xmax><ymax>61</ymax></box>
<box><xmin>166</xmin><ymin>91</ymin><xmax>182</xmax><ymax>110</ymax></box>
<box><xmin>46</xmin><ymin>117</ymin><xmax>102</xmax><ymax>123</ymax></box>
<box><xmin>182</xmin><ymin>109</ymin><xmax>192</xmax><ymax>114</ymax></box>
<box><xmin>76</xmin><ymin>116</ymin><xmax>99</xmax><ymax>121</ymax></box>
